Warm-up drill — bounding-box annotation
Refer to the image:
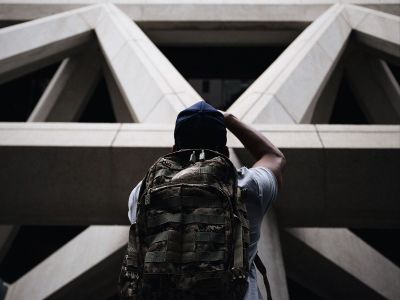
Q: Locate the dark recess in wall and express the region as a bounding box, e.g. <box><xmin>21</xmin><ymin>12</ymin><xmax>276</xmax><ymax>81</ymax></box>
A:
<box><xmin>350</xmin><ymin>229</ymin><xmax>400</xmax><ymax>267</ymax></box>
<box><xmin>387</xmin><ymin>62</ymin><xmax>400</xmax><ymax>85</ymax></box>
<box><xmin>159</xmin><ymin>46</ymin><xmax>285</xmax><ymax>110</ymax></box>
<box><xmin>0</xmin><ymin>63</ymin><xmax>60</xmax><ymax>121</ymax></box>
<box><xmin>287</xmin><ymin>277</ymin><xmax>323</xmax><ymax>300</ymax></box>
<box><xmin>159</xmin><ymin>46</ymin><xmax>285</xmax><ymax>79</ymax></box>
<box><xmin>0</xmin><ymin>66</ymin><xmax>117</xmax><ymax>123</ymax></box>
<box><xmin>78</xmin><ymin>75</ymin><xmax>117</xmax><ymax>123</ymax></box>
<box><xmin>329</xmin><ymin>74</ymin><xmax>370</xmax><ymax>124</ymax></box>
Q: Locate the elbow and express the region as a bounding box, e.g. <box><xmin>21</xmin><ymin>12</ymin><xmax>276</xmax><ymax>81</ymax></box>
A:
<box><xmin>276</xmin><ymin>154</ymin><xmax>286</xmax><ymax>190</ymax></box>
<box><xmin>279</xmin><ymin>154</ymin><xmax>286</xmax><ymax>171</ymax></box>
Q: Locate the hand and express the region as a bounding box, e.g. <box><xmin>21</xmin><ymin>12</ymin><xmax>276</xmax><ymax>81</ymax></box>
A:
<box><xmin>219</xmin><ymin>111</ymin><xmax>235</xmax><ymax>128</ymax></box>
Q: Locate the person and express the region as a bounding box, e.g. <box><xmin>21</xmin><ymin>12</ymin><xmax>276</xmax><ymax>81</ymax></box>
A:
<box><xmin>127</xmin><ymin>101</ymin><xmax>286</xmax><ymax>299</ymax></box>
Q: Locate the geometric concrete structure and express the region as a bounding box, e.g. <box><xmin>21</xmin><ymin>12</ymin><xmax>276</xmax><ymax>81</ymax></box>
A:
<box><xmin>28</xmin><ymin>50</ymin><xmax>101</xmax><ymax>122</ymax></box>
<box><xmin>0</xmin><ymin>1</ymin><xmax>399</xmax><ymax>299</ymax></box>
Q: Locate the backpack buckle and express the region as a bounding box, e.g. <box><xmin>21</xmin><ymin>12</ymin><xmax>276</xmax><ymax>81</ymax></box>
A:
<box><xmin>145</xmin><ymin>194</ymin><xmax>150</xmax><ymax>205</ymax></box>
<box><xmin>190</xmin><ymin>151</ymin><xmax>197</xmax><ymax>163</ymax></box>
<box><xmin>231</xmin><ymin>267</ymin><xmax>246</xmax><ymax>280</ymax></box>
<box><xmin>199</xmin><ymin>149</ymin><xmax>205</xmax><ymax>161</ymax></box>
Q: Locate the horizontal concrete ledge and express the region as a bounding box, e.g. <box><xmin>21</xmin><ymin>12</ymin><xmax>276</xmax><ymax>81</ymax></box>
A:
<box><xmin>0</xmin><ymin>1</ymin><xmax>399</xmax><ymax>21</ymax></box>
<box><xmin>0</xmin><ymin>123</ymin><xmax>399</xmax><ymax>148</ymax></box>
<box><xmin>0</xmin><ymin>123</ymin><xmax>399</xmax><ymax>227</ymax></box>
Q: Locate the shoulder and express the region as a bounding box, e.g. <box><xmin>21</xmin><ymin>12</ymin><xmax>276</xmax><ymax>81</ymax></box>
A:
<box><xmin>128</xmin><ymin>181</ymin><xmax>142</xmax><ymax>224</ymax></box>
<box><xmin>237</xmin><ymin>166</ymin><xmax>278</xmax><ymax>210</ymax></box>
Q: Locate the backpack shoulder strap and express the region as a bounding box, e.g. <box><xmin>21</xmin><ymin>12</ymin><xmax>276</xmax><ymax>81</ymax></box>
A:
<box><xmin>254</xmin><ymin>253</ymin><xmax>273</xmax><ymax>300</ymax></box>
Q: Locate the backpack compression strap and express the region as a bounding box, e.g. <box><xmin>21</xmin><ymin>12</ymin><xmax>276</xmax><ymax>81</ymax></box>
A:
<box><xmin>254</xmin><ymin>254</ymin><xmax>273</xmax><ymax>300</ymax></box>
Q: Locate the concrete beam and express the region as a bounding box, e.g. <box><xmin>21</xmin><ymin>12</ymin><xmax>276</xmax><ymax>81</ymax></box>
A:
<box><xmin>282</xmin><ymin>228</ymin><xmax>400</xmax><ymax>300</ymax></box>
<box><xmin>4</xmin><ymin>225</ymin><xmax>128</xmax><ymax>300</ymax></box>
<box><xmin>228</xmin><ymin>4</ymin><xmax>351</xmax><ymax>124</ymax></box>
<box><xmin>0</xmin><ymin>1</ymin><xmax>399</xmax><ymax>22</ymax></box>
<box><xmin>0</xmin><ymin>5</ymin><xmax>101</xmax><ymax>84</ymax></box>
<box><xmin>344</xmin><ymin>5</ymin><xmax>400</xmax><ymax>63</ymax></box>
<box><xmin>0</xmin><ymin>123</ymin><xmax>399</xmax><ymax>227</ymax></box>
<box><xmin>346</xmin><ymin>51</ymin><xmax>400</xmax><ymax>124</ymax></box>
<box><xmin>28</xmin><ymin>49</ymin><xmax>101</xmax><ymax>122</ymax></box>
<box><xmin>95</xmin><ymin>4</ymin><xmax>199</xmax><ymax>123</ymax></box>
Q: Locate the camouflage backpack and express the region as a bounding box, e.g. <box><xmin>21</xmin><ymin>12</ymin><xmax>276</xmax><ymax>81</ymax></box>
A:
<box><xmin>119</xmin><ymin>149</ymin><xmax>250</xmax><ymax>300</ymax></box>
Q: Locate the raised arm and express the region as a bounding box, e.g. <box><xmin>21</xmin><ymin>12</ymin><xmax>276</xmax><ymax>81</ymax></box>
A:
<box><xmin>224</xmin><ymin>113</ymin><xmax>286</xmax><ymax>189</ymax></box>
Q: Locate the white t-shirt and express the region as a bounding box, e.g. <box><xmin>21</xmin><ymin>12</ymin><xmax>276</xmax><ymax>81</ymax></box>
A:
<box><xmin>128</xmin><ymin>166</ymin><xmax>278</xmax><ymax>300</ymax></box>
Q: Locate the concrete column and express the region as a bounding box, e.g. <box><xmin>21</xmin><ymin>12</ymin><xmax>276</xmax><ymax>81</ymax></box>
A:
<box><xmin>257</xmin><ymin>209</ymin><xmax>289</xmax><ymax>300</ymax></box>
<box><xmin>282</xmin><ymin>228</ymin><xmax>400</xmax><ymax>300</ymax></box>
<box><xmin>346</xmin><ymin>51</ymin><xmax>400</xmax><ymax>124</ymax></box>
<box><xmin>28</xmin><ymin>48</ymin><xmax>101</xmax><ymax>122</ymax></box>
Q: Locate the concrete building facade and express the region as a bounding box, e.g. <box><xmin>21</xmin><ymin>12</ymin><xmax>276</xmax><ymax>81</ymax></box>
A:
<box><xmin>0</xmin><ymin>1</ymin><xmax>399</xmax><ymax>299</ymax></box>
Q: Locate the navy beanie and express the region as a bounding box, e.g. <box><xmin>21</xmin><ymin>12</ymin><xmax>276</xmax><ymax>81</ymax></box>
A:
<box><xmin>174</xmin><ymin>101</ymin><xmax>227</xmax><ymax>149</ymax></box>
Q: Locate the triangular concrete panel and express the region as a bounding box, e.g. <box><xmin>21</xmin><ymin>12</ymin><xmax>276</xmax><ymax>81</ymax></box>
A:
<box><xmin>227</xmin><ymin>4</ymin><xmax>352</xmax><ymax>124</ymax></box>
<box><xmin>227</xmin><ymin>4</ymin><xmax>400</xmax><ymax>125</ymax></box>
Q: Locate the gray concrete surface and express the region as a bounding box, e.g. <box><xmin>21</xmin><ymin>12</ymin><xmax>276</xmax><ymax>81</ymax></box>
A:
<box><xmin>346</xmin><ymin>51</ymin><xmax>400</xmax><ymax>124</ymax></box>
<box><xmin>0</xmin><ymin>1</ymin><xmax>399</xmax><ymax>22</ymax></box>
<box><xmin>345</xmin><ymin>4</ymin><xmax>400</xmax><ymax>63</ymax></box>
<box><xmin>228</xmin><ymin>4</ymin><xmax>351</xmax><ymax>124</ymax></box>
<box><xmin>28</xmin><ymin>49</ymin><xmax>101</xmax><ymax>122</ymax></box>
<box><xmin>0</xmin><ymin>5</ymin><xmax>99</xmax><ymax>84</ymax></box>
<box><xmin>257</xmin><ymin>209</ymin><xmax>289</xmax><ymax>300</ymax></box>
<box><xmin>0</xmin><ymin>123</ymin><xmax>399</xmax><ymax>227</ymax></box>
<box><xmin>96</xmin><ymin>4</ymin><xmax>199</xmax><ymax>123</ymax></box>
<box><xmin>0</xmin><ymin>2</ymin><xmax>399</xmax><ymax>299</ymax></box>
<box><xmin>282</xmin><ymin>228</ymin><xmax>400</xmax><ymax>300</ymax></box>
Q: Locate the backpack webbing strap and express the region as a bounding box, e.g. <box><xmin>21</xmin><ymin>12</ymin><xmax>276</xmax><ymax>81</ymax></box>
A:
<box><xmin>147</xmin><ymin>213</ymin><xmax>225</xmax><ymax>227</ymax></box>
<box><xmin>233</xmin><ymin>217</ymin><xmax>244</xmax><ymax>268</ymax></box>
<box><xmin>144</xmin><ymin>250</ymin><xmax>225</xmax><ymax>263</ymax></box>
<box><xmin>193</xmin><ymin>232</ymin><xmax>225</xmax><ymax>243</ymax></box>
<box><xmin>254</xmin><ymin>254</ymin><xmax>273</xmax><ymax>300</ymax></box>
<box><xmin>126</xmin><ymin>224</ymin><xmax>139</xmax><ymax>268</ymax></box>
<box><xmin>151</xmin><ymin>195</ymin><xmax>222</xmax><ymax>209</ymax></box>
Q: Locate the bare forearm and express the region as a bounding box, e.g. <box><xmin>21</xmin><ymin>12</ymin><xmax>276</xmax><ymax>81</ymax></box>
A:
<box><xmin>224</xmin><ymin>113</ymin><xmax>284</xmax><ymax>161</ymax></box>
<box><xmin>224</xmin><ymin>113</ymin><xmax>286</xmax><ymax>188</ymax></box>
